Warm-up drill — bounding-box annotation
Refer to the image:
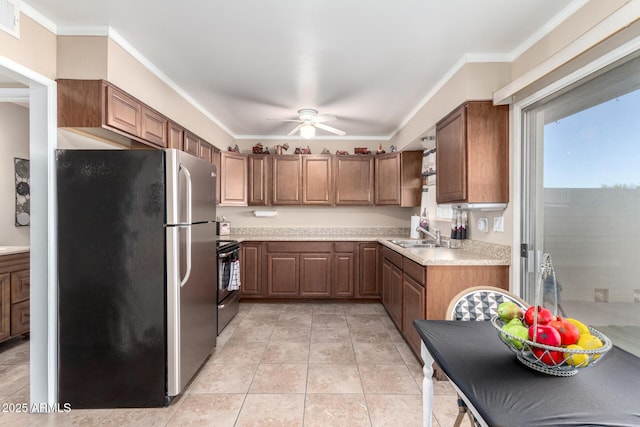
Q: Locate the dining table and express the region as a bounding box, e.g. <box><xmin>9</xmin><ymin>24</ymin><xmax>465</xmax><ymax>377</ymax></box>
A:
<box><xmin>414</xmin><ymin>319</ymin><xmax>640</xmax><ymax>427</ymax></box>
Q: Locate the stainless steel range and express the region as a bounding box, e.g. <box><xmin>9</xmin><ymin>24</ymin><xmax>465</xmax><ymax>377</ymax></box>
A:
<box><xmin>216</xmin><ymin>240</ymin><xmax>240</xmax><ymax>334</ymax></box>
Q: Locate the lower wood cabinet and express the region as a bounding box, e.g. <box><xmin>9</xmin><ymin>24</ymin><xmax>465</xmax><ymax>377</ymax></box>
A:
<box><xmin>380</xmin><ymin>245</ymin><xmax>509</xmax><ymax>359</ymax></box>
<box><xmin>358</xmin><ymin>243</ymin><xmax>379</xmax><ymax>298</ymax></box>
<box><xmin>240</xmin><ymin>242</ymin><xmax>262</xmax><ymax>296</ymax></box>
<box><xmin>381</xmin><ymin>247</ymin><xmax>403</xmax><ymax>329</ymax></box>
<box><xmin>240</xmin><ymin>241</ymin><xmax>375</xmax><ymax>299</ymax></box>
<box><xmin>0</xmin><ymin>252</ymin><xmax>30</xmax><ymax>344</ymax></box>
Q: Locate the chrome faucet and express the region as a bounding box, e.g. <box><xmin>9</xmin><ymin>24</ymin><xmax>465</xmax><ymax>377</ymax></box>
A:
<box><xmin>416</xmin><ymin>225</ymin><xmax>441</xmax><ymax>246</ymax></box>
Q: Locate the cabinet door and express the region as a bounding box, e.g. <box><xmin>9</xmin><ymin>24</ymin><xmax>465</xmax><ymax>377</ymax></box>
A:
<box><xmin>168</xmin><ymin>121</ymin><xmax>184</xmax><ymax>150</ymax></box>
<box><xmin>212</xmin><ymin>149</ymin><xmax>221</xmax><ymax>204</ymax></box>
<box><xmin>375</xmin><ymin>153</ymin><xmax>401</xmax><ymax>205</ymax></box>
<box><xmin>220</xmin><ymin>152</ymin><xmax>248</xmax><ymax>206</ymax></box>
<box><xmin>199</xmin><ymin>141</ymin><xmax>214</xmax><ymax>163</ymax></box>
<box><xmin>183</xmin><ymin>131</ymin><xmax>200</xmax><ymax>156</ymax></box>
<box><xmin>300</xmin><ymin>253</ymin><xmax>332</xmax><ymax>297</ymax></box>
<box><xmin>402</xmin><ymin>274</ymin><xmax>426</xmax><ymax>356</ymax></box>
<box><xmin>266</xmin><ymin>253</ymin><xmax>299</xmax><ymax>296</ymax></box>
<box><xmin>241</xmin><ymin>243</ymin><xmax>262</xmax><ymax>297</ymax></box>
<box><xmin>381</xmin><ymin>258</ymin><xmax>402</xmax><ymax>328</ymax></box>
<box><xmin>302</xmin><ymin>155</ymin><xmax>332</xmax><ymax>205</ymax></box>
<box><xmin>358</xmin><ymin>243</ymin><xmax>379</xmax><ymax>297</ymax></box>
<box><xmin>272</xmin><ymin>155</ymin><xmax>302</xmax><ymax>205</ymax></box>
<box><xmin>249</xmin><ymin>155</ymin><xmax>271</xmax><ymax>206</ymax></box>
<box><xmin>334</xmin><ymin>252</ymin><xmax>355</xmax><ymax>297</ymax></box>
<box><xmin>10</xmin><ymin>300</ymin><xmax>29</xmax><ymax>336</ymax></box>
<box><xmin>10</xmin><ymin>269</ymin><xmax>29</xmax><ymax>303</ymax></box>
<box><xmin>335</xmin><ymin>156</ymin><xmax>374</xmax><ymax>205</ymax></box>
<box><xmin>141</xmin><ymin>106</ymin><xmax>168</xmax><ymax>148</ymax></box>
<box><xmin>0</xmin><ymin>274</ymin><xmax>9</xmax><ymax>342</ymax></box>
<box><xmin>105</xmin><ymin>85</ymin><xmax>142</xmax><ymax>136</ymax></box>
<box><xmin>436</xmin><ymin>104</ymin><xmax>466</xmax><ymax>203</ymax></box>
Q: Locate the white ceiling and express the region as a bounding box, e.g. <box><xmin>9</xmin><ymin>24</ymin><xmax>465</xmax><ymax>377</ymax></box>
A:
<box><xmin>18</xmin><ymin>0</ymin><xmax>580</xmax><ymax>139</ymax></box>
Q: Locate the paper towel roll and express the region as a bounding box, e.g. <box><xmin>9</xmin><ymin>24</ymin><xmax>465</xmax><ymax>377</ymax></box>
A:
<box><xmin>410</xmin><ymin>215</ymin><xmax>420</xmax><ymax>239</ymax></box>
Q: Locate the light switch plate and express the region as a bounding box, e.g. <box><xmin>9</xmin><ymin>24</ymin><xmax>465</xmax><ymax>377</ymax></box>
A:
<box><xmin>493</xmin><ymin>216</ymin><xmax>504</xmax><ymax>232</ymax></box>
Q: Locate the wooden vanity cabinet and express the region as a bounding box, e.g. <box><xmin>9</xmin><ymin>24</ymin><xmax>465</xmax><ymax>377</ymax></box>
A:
<box><xmin>334</xmin><ymin>156</ymin><xmax>374</xmax><ymax>205</ymax></box>
<box><xmin>219</xmin><ymin>151</ymin><xmax>248</xmax><ymax>206</ymax></box>
<box><xmin>374</xmin><ymin>151</ymin><xmax>422</xmax><ymax>207</ymax></box>
<box><xmin>0</xmin><ymin>252</ymin><xmax>29</xmax><ymax>343</ymax></box>
<box><xmin>436</xmin><ymin>100</ymin><xmax>508</xmax><ymax>204</ymax></box>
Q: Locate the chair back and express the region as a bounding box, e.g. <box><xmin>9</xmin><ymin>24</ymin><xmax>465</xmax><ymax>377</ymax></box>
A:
<box><xmin>446</xmin><ymin>286</ymin><xmax>529</xmax><ymax>321</ymax></box>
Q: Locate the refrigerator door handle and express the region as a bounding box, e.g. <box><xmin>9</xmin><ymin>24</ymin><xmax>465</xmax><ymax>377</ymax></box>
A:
<box><xmin>179</xmin><ymin>163</ymin><xmax>193</xmax><ymax>287</ymax></box>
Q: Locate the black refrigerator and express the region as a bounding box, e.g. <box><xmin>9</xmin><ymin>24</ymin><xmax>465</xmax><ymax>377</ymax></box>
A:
<box><xmin>56</xmin><ymin>149</ymin><xmax>217</xmax><ymax>408</ymax></box>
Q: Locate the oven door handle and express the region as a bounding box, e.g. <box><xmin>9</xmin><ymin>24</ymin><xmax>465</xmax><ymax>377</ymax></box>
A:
<box><xmin>218</xmin><ymin>249</ymin><xmax>238</xmax><ymax>258</ymax></box>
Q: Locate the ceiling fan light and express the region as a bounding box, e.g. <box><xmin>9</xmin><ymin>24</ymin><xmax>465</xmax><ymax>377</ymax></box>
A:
<box><xmin>300</xmin><ymin>124</ymin><xmax>315</xmax><ymax>139</ymax></box>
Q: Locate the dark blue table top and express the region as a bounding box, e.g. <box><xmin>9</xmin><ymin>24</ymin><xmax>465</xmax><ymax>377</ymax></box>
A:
<box><xmin>414</xmin><ymin>320</ymin><xmax>640</xmax><ymax>427</ymax></box>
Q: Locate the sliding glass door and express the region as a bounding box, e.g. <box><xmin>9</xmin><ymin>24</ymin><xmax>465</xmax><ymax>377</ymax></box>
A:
<box><xmin>520</xmin><ymin>55</ymin><xmax>640</xmax><ymax>351</ymax></box>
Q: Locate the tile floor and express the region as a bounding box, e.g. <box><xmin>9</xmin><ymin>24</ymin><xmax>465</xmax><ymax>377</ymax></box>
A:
<box><xmin>0</xmin><ymin>302</ymin><xmax>461</xmax><ymax>426</ymax></box>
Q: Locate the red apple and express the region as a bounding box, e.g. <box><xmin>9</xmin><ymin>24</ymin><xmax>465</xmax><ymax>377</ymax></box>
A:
<box><xmin>548</xmin><ymin>316</ymin><xmax>580</xmax><ymax>346</ymax></box>
<box><xmin>529</xmin><ymin>325</ymin><xmax>563</xmax><ymax>365</ymax></box>
<box><xmin>524</xmin><ymin>306</ymin><xmax>554</xmax><ymax>326</ymax></box>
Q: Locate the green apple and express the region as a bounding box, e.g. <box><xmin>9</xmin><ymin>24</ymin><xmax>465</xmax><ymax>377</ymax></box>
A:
<box><xmin>497</xmin><ymin>301</ymin><xmax>524</xmax><ymax>321</ymax></box>
<box><xmin>506</xmin><ymin>324</ymin><xmax>529</xmax><ymax>349</ymax></box>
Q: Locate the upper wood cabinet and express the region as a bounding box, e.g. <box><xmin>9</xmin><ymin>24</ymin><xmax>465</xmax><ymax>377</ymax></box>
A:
<box><xmin>334</xmin><ymin>156</ymin><xmax>374</xmax><ymax>205</ymax></box>
<box><xmin>199</xmin><ymin>141</ymin><xmax>214</xmax><ymax>163</ymax></box>
<box><xmin>272</xmin><ymin>155</ymin><xmax>303</xmax><ymax>205</ymax></box>
<box><xmin>374</xmin><ymin>151</ymin><xmax>422</xmax><ymax>207</ymax></box>
<box><xmin>140</xmin><ymin>106</ymin><xmax>168</xmax><ymax>148</ymax></box>
<box><xmin>105</xmin><ymin>85</ymin><xmax>142</xmax><ymax>137</ymax></box>
<box><xmin>219</xmin><ymin>151</ymin><xmax>248</xmax><ymax>206</ymax></box>
<box><xmin>183</xmin><ymin>131</ymin><xmax>200</xmax><ymax>157</ymax></box>
<box><xmin>168</xmin><ymin>121</ymin><xmax>184</xmax><ymax>150</ymax></box>
<box><xmin>248</xmin><ymin>154</ymin><xmax>271</xmax><ymax>206</ymax></box>
<box><xmin>302</xmin><ymin>155</ymin><xmax>333</xmax><ymax>205</ymax></box>
<box><xmin>436</xmin><ymin>100</ymin><xmax>508</xmax><ymax>204</ymax></box>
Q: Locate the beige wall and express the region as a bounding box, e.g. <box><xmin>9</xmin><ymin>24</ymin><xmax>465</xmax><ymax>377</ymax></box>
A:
<box><xmin>510</xmin><ymin>0</ymin><xmax>629</xmax><ymax>80</ymax></box>
<box><xmin>0</xmin><ymin>14</ymin><xmax>56</xmax><ymax>81</ymax></box>
<box><xmin>390</xmin><ymin>62</ymin><xmax>512</xmax><ymax>150</ymax></box>
<box><xmin>0</xmin><ymin>103</ymin><xmax>30</xmax><ymax>246</ymax></box>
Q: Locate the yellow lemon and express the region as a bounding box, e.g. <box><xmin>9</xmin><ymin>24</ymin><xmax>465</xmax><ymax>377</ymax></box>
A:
<box><xmin>578</xmin><ymin>334</ymin><xmax>603</xmax><ymax>360</ymax></box>
<box><xmin>565</xmin><ymin>318</ymin><xmax>590</xmax><ymax>335</ymax></box>
<box><xmin>564</xmin><ymin>344</ymin><xmax>589</xmax><ymax>367</ymax></box>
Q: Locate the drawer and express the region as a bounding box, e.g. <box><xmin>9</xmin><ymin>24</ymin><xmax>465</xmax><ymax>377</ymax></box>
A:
<box><xmin>334</xmin><ymin>242</ymin><xmax>356</xmax><ymax>253</ymax></box>
<box><xmin>381</xmin><ymin>246</ymin><xmax>402</xmax><ymax>268</ymax></box>
<box><xmin>11</xmin><ymin>300</ymin><xmax>29</xmax><ymax>336</ymax></box>
<box><xmin>403</xmin><ymin>258</ymin><xmax>426</xmax><ymax>285</ymax></box>
<box><xmin>266</xmin><ymin>242</ymin><xmax>333</xmax><ymax>253</ymax></box>
<box><xmin>11</xmin><ymin>270</ymin><xmax>29</xmax><ymax>303</ymax></box>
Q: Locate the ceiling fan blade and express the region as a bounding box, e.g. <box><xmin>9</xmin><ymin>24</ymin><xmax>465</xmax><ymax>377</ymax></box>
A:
<box><xmin>315</xmin><ymin>123</ymin><xmax>346</xmax><ymax>136</ymax></box>
<box><xmin>287</xmin><ymin>123</ymin><xmax>304</xmax><ymax>136</ymax></box>
<box><xmin>267</xmin><ymin>118</ymin><xmax>303</xmax><ymax>122</ymax></box>
<box><xmin>314</xmin><ymin>114</ymin><xmax>337</xmax><ymax>123</ymax></box>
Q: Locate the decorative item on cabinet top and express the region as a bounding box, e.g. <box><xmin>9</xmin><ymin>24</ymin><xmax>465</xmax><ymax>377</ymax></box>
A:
<box><xmin>228</xmin><ymin>144</ymin><xmax>240</xmax><ymax>152</ymax></box>
<box><xmin>274</xmin><ymin>143</ymin><xmax>289</xmax><ymax>155</ymax></box>
<box><xmin>252</xmin><ymin>143</ymin><xmax>270</xmax><ymax>154</ymax></box>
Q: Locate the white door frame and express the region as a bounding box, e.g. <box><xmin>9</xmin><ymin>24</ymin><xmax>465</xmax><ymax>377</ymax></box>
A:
<box><xmin>0</xmin><ymin>56</ymin><xmax>58</xmax><ymax>410</ymax></box>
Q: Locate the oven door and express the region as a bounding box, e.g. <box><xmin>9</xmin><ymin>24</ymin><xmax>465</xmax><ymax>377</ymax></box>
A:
<box><xmin>217</xmin><ymin>245</ymin><xmax>239</xmax><ymax>302</ymax></box>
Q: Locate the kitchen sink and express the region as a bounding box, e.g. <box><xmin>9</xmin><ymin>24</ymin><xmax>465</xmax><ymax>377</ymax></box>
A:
<box><xmin>388</xmin><ymin>239</ymin><xmax>440</xmax><ymax>248</ymax></box>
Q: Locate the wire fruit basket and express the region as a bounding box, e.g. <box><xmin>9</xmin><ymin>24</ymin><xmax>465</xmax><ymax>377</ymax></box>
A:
<box><xmin>491</xmin><ymin>254</ymin><xmax>612</xmax><ymax>377</ymax></box>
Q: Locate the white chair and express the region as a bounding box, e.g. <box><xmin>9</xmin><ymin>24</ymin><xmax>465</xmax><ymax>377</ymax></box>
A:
<box><xmin>445</xmin><ymin>286</ymin><xmax>529</xmax><ymax>427</ymax></box>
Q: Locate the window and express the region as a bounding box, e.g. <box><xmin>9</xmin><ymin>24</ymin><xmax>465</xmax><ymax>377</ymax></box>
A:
<box><xmin>521</xmin><ymin>54</ymin><xmax>640</xmax><ymax>351</ymax></box>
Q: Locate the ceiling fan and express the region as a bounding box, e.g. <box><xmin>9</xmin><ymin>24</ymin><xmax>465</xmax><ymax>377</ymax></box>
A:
<box><xmin>270</xmin><ymin>109</ymin><xmax>346</xmax><ymax>139</ymax></box>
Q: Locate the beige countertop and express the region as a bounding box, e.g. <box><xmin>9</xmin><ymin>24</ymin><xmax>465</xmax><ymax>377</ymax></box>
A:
<box><xmin>227</xmin><ymin>234</ymin><xmax>509</xmax><ymax>266</ymax></box>
<box><xmin>0</xmin><ymin>246</ymin><xmax>30</xmax><ymax>256</ymax></box>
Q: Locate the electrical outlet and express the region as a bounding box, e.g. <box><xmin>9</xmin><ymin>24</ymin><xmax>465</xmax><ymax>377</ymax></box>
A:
<box><xmin>477</xmin><ymin>217</ymin><xmax>488</xmax><ymax>232</ymax></box>
<box><xmin>493</xmin><ymin>216</ymin><xmax>504</xmax><ymax>232</ymax></box>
